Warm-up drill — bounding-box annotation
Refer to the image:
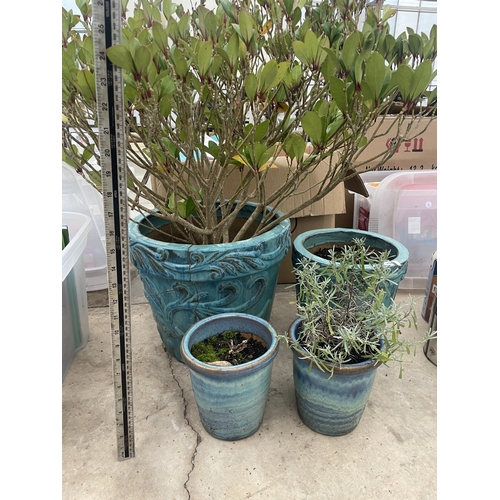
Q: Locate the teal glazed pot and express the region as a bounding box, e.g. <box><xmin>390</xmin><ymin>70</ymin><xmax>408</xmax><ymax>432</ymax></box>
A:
<box><xmin>289</xmin><ymin>318</ymin><xmax>381</xmax><ymax>436</ymax></box>
<box><xmin>180</xmin><ymin>313</ymin><xmax>279</xmax><ymax>441</ymax></box>
<box><xmin>129</xmin><ymin>203</ymin><xmax>290</xmax><ymax>362</ymax></box>
<box><xmin>292</xmin><ymin>228</ymin><xmax>409</xmax><ymax>307</ymax></box>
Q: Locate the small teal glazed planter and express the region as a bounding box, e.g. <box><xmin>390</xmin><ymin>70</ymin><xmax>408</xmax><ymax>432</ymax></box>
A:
<box><xmin>292</xmin><ymin>228</ymin><xmax>409</xmax><ymax>307</ymax></box>
<box><xmin>288</xmin><ymin>318</ymin><xmax>381</xmax><ymax>436</ymax></box>
<box><xmin>129</xmin><ymin>202</ymin><xmax>291</xmax><ymax>362</ymax></box>
<box><xmin>180</xmin><ymin>313</ymin><xmax>279</xmax><ymax>441</ymax></box>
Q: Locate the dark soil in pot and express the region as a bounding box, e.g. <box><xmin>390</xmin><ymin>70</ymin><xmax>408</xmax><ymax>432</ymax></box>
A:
<box><xmin>191</xmin><ymin>330</ymin><xmax>269</xmax><ymax>366</ymax></box>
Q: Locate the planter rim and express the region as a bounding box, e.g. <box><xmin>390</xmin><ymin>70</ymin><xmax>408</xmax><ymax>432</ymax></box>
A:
<box><xmin>129</xmin><ymin>201</ymin><xmax>290</xmax><ymax>250</ymax></box>
<box><xmin>181</xmin><ymin>313</ymin><xmax>279</xmax><ymax>375</ymax></box>
<box><xmin>288</xmin><ymin>317</ymin><xmax>382</xmax><ymax>375</ymax></box>
<box><xmin>293</xmin><ymin>228</ymin><xmax>409</xmax><ymax>269</ymax></box>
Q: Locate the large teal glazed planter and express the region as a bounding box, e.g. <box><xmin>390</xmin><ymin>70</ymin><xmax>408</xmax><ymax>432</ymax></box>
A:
<box><xmin>292</xmin><ymin>228</ymin><xmax>409</xmax><ymax>307</ymax></box>
<box><xmin>289</xmin><ymin>318</ymin><xmax>381</xmax><ymax>436</ymax></box>
<box><xmin>129</xmin><ymin>202</ymin><xmax>291</xmax><ymax>362</ymax></box>
<box><xmin>180</xmin><ymin>313</ymin><xmax>279</xmax><ymax>441</ymax></box>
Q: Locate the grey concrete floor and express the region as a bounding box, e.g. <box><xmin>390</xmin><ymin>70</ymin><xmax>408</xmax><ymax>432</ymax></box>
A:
<box><xmin>62</xmin><ymin>275</ymin><xmax>436</xmax><ymax>500</ymax></box>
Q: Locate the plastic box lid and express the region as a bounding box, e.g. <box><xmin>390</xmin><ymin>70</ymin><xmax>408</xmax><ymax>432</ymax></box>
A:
<box><xmin>368</xmin><ymin>171</ymin><xmax>437</xmax><ymax>234</ymax></box>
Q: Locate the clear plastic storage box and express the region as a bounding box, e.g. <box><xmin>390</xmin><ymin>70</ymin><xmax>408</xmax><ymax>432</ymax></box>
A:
<box><xmin>62</xmin><ymin>212</ymin><xmax>91</xmax><ymax>381</ymax></box>
<box><xmin>62</xmin><ymin>162</ymin><xmax>108</xmax><ymax>290</ymax></box>
<box><xmin>351</xmin><ymin>171</ymin><xmax>403</xmax><ymax>230</ymax></box>
<box><xmin>367</xmin><ymin>171</ymin><xmax>437</xmax><ymax>290</ymax></box>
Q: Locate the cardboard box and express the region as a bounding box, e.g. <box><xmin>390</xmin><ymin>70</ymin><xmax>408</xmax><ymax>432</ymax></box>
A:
<box><xmin>278</xmin><ymin>214</ymin><xmax>338</xmax><ymax>284</ymax></box>
<box><xmin>354</xmin><ymin>117</ymin><xmax>437</xmax><ymax>173</ymax></box>
<box><xmin>337</xmin><ymin>117</ymin><xmax>437</xmax><ymax>229</ymax></box>
<box><xmin>220</xmin><ymin>154</ymin><xmax>346</xmax><ymax>217</ymax></box>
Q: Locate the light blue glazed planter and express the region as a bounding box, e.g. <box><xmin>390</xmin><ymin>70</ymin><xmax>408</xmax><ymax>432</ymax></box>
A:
<box><xmin>292</xmin><ymin>228</ymin><xmax>409</xmax><ymax>307</ymax></box>
<box><xmin>181</xmin><ymin>313</ymin><xmax>279</xmax><ymax>441</ymax></box>
<box><xmin>129</xmin><ymin>203</ymin><xmax>291</xmax><ymax>362</ymax></box>
<box><xmin>289</xmin><ymin>318</ymin><xmax>381</xmax><ymax>436</ymax></box>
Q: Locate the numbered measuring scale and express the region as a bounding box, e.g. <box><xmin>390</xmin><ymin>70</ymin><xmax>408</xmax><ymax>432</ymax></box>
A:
<box><xmin>93</xmin><ymin>0</ymin><xmax>135</xmax><ymax>460</ymax></box>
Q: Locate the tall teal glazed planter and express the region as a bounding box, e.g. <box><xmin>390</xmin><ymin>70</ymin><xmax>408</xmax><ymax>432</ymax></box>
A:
<box><xmin>181</xmin><ymin>313</ymin><xmax>279</xmax><ymax>441</ymax></box>
<box><xmin>292</xmin><ymin>228</ymin><xmax>409</xmax><ymax>307</ymax></box>
<box><xmin>129</xmin><ymin>203</ymin><xmax>290</xmax><ymax>361</ymax></box>
<box><xmin>289</xmin><ymin>318</ymin><xmax>381</xmax><ymax>436</ymax></box>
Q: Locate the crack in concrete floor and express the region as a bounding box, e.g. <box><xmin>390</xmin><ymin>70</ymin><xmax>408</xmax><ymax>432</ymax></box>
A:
<box><xmin>167</xmin><ymin>350</ymin><xmax>202</xmax><ymax>500</ymax></box>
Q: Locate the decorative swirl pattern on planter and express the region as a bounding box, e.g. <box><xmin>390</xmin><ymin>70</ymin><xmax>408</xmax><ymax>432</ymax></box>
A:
<box><xmin>128</xmin><ymin>204</ymin><xmax>291</xmax><ymax>362</ymax></box>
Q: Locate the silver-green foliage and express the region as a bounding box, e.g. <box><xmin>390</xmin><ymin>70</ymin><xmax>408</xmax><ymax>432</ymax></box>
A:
<box><xmin>288</xmin><ymin>238</ymin><xmax>435</xmax><ymax>377</ymax></box>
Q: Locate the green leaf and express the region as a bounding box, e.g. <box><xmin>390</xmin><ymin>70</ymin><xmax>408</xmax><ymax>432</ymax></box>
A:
<box><xmin>283</xmin><ymin>133</ymin><xmax>306</xmax><ymax>161</ymax></box>
<box><xmin>271</xmin><ymin>61</ymin><xmax>290</xmax><ymax>89</ymax></box>
<box><xmin>382</xmin><ymin>7</ymin><xmax>397</xmax><ymax>24</ymax></box>
<box><xmin>210</xmin><ymin>54</ymin><xmax>223</xmax><ymax>76</ymax></box>
<box><xmin>220</xmin><ymin>0</ymin><xmax>237</xmax><ymax>22</ymax></box>
<box><xmin>365</xmin><ymin>52</ymin><xmax>387</xmax><ymax>100</ymax></box>
<box><xmin>410</xmin><ymin>60</ymin><xmax>433</xmax><ymax>100</ymax></box>
<box><xmin>342</xmin><ymin>31</ymin><xmax>361</xmax><ymax>70</ymax></box>
<box><xmin>76</xmin><ymin>69</ymin><xmax>96</xmax><ymax>102</ymax></box>
<box><xmin>329</xmin><ymin>77</ymin><xmax>347</xmax><ymax>114</ymax></box>
<box><xmin>124</xmin><ymin>84</ymin><xmax>138</xmax><ymax>104</ymax></box>
<box><xmin>354</xmin><ymin>56</ymin><xmax>363</xmax><ymax>86</ymax></box>
<box><xmin>322</xmin><ymin>47</ymin><xmax>341</xmax><ymax>74</ymax></box>
<box><xmin>107</xmin><ymin>45</ymin><xmax>136</xmax><ymax>73</ymax></box>
<box><xmin>162</xmin><ymin>0</ymin><xmax>174</xmax><ymax>17</ymax></box>
<box><xmin>205</xmin><ymin>138</ymin><xmax>220</xmax><ymax>158</ymax></box>
<box><xmin>159</xmin><ymin>76</ymin><xmax>175</xmax><ymax>98</ymax></box>
<box><xmin>134</xmin><ymin>45</ymin><xmax>151</xmax><ymax>76</ymax></box>
<box><xmin>166</xmin><ymin>16</ymin><xmax>180</xmax><ymax>41</ymax></box>
<box><xmin>170</xmin><ymin>46</ymin><xmax>189</xmax><ymax>78</ymax></box>
<box><xmin>203</xmin><ymin>11</ymin><xmax>218</xmax><ymax>38</ymax></box>
<box><xmin>391</xmin><ymin>65</ymin><xmax>412</xmax><ymax>102</ymax></box>
<box><xmin>316</xmin><ymin>37</ymin><xmax>330</xmax><ymax>68</ymax></box>
<box><xmin>292</xmin><ymin>40</ymin><xmax>310</xmax><ymax>66</ymax></box>
<box><xmin>197</xmin><ymin>40</ymin><xmax>212</xmax><ymax>76</ymax></box>
<box><xmin>226</xmin><ymin>33</ymin><xmax>240</xmax><ymax>69</ymax></box>
<box><xmin>177</xmin><ymin>13</ymin><xmax>190</xmax><ymax>39</ymax></box>
<box><xmin>302</xmin><ymin>111</ymin><xmax>323</xmax><ymax>145</ymax></box>
<box><xmin>315</xmin><ymin>100</ymin><xmax>330</xmax><ymax>118</ymax></box>
<box><xmin>159</xmin><ymin>95</ymin><xmax>172</xmax><ymax>117</ymax></box>
<box><xmin>283</xmin><ymin>0</ymin><xmax>294</xmax><ymax>16</ymax></box>
<box><xmin>360</xmin><ymin>81</ymin><xmax>375</xmax><ymax>110</ymax></box>
<box><xmin>325</xmin><ymin>116</ymin><xmax>344</xmax><ymax>139</ymax></box>
<box><xmin>290</xmin><ymin>63</ymin><xmax>303</xmax><ymax>87</ymax></box>
<box><xmin>259</xmin><ymin>59</ymin><xmax>278</xmax><ymax>93</ymax></box>
<box><xmin>161</xmin><ymin>137</ymin><xmax>178</xmax><ymax>157</ymax></box>
<box><xmin>178</xmin><ymin>197</ymin><xmax>197</xmax><ymax>218</ymax></box>
<box><xmin>254</xmin><ymin>120</ymin><xmax>269</xmax><ymax>142</ymax></box>
<box><xmin>408</xmin><ymin>33</ymin><xmax>422</xmax><ymax>58</ymax></box>
<box><xmin>244</xmin><ymin>73</ymin><xmax>257</xmax><ymax>101</ymax></box>
<box><xmin>236</xmin><ymin>11</ymin><xmax>254</xmax><ymax>44</ymax></box>
<box><xmin>152</xmin><ymin>21</ymin><xmax>168</xmax><ymax>53</ymax></box>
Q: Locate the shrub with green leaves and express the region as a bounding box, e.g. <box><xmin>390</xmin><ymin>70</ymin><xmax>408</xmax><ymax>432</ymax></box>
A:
<box><xmin>62</xmin><ymin>0</ymin><xmax>437</xmax><ymax>244</ymax></box>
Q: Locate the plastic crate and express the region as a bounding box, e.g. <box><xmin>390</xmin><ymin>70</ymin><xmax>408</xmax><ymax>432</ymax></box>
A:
<box><xmin>62</xmin><ymin>212</ymin><xmax>91</xmax><ymax>381</ymax></box>
<box><xmin>62</xmin><ymin>162</ymin><xmax>108</xmax><ymax>290</ymax></box>
<box><xmin>367</xmin><ymin>171</ymin><xmax>437</xmax><ymax>290</ymax></box>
